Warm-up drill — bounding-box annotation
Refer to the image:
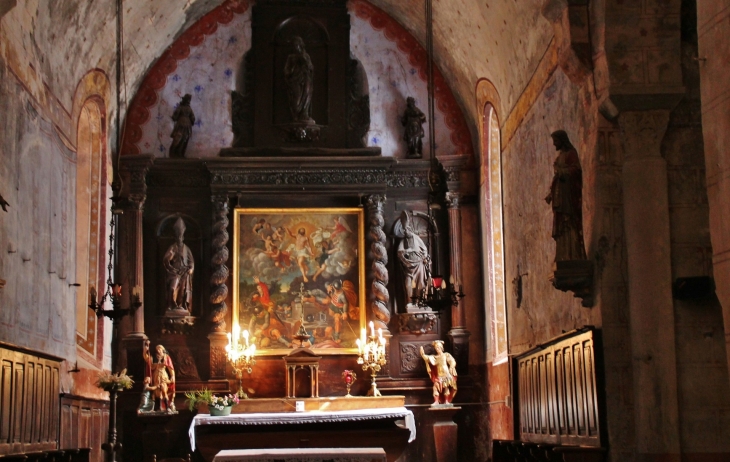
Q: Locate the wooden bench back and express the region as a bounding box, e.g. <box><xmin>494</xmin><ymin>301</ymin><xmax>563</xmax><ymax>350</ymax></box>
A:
<box><xmin>515</xmin><ymin>328</ymin><xmax>603</xmax><ymax>447</ymax></box>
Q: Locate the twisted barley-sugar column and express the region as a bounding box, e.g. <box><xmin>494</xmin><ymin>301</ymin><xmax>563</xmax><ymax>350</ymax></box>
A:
<box><xmin>366</xmin><ymin>195</ymin><xmax>390</xmax><ymax>335</ymax></box>
<box><xmin>209</xmin><ymin>196</ymin><xmax>230</xmax><ymax>332</ymax></box>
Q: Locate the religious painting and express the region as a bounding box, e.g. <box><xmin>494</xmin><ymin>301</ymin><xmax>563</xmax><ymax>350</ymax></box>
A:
<box><xmin>233</xmin><ymin>208</ymin><xmax>365</xmax><ymax>355</ymax></box>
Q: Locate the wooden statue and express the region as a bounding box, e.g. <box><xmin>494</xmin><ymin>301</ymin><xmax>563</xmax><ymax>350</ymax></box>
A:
<box><xmin>163</xmin><ymin>217</ymin><xmax>194</xmax><ymax>313</ymax></box>
<box><xmin>401</xmin><ymin>97</ymin><xmax>426</xmax><ymax>158</ymax></box>
<box><xmin>284</xmin><ymin>36</ymin><xmax>314</xmax><ymax>124</ymax></box>
<box><xmin>420</xmin><ymin>340</ymin><xmax>457</xmax><ymax>406</ymax></box>
<box><xmin>169</xmin><ymin>94</ymin><xmax>195</xmax><ymax>157</ymax></box>
<box><xmin>545</xmin><ymin>130</ymin><xmax>586</xmax><ymax>262</ymax></box>
<box><xmin>397</xmin><ymin>211</ymin><xmax>431</xmax><ymax>309</ymax></box>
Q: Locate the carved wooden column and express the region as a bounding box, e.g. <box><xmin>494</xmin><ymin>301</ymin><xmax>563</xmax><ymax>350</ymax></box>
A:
<box><xmin>445</xmin><ymin>191</ymin><xmax>470</xmax><ymax>371</ymax></box>
<box><xmin>118</xmin><ymin>155</ymin><xmax>154</xmax><ymax>373</ymax></box>
<box><xmin>366</xmin><ymin>194</ymin><xmax>390</xmax><ymax>334</ymax></box>
<box><xmin>209</xmin><ymin>194</ymin><xmax>230</xmax><ymax>379</ymax></box>
<box><xmin>620</xmin><ymin>110</ymin><xmax>681</xmax><ymax>458</ymax></box>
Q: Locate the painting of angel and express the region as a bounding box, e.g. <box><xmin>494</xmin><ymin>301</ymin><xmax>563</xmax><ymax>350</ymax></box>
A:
<box><xmin>233</xmin><ymin>208</ymin><xmax>365</xmax><ymax>354</ymax></box>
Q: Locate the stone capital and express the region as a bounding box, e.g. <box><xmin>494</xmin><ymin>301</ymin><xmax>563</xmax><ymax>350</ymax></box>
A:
<box><xmin>619</xmin><ymin>110</ymin><xmax>671</xmax><ymax>160</ymax></box>
<box><xmin>445</xmin><ymin>192</ymin><xmax>461</xmax><ymax>209</ymax></box>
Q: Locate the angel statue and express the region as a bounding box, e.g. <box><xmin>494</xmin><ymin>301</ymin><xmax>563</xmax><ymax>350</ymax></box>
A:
<box><xmin>420</xmin><ymin>340</ymin><xmax>457</xmax><ymax>406</ymax></box>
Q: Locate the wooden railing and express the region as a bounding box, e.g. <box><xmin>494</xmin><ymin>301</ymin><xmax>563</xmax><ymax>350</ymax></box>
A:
<box><xmin>516</xmin><ymin>327</ymin><xmax>603</xmax><ymax>447</ymax></box>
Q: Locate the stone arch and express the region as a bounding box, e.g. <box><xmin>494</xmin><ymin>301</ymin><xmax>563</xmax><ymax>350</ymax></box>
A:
<box><xmin>476</xmin><ymin>78</ymin><xmax>507</xmax><ymax>364</ymax></box>
<box><xmin>74</xmin><ymin>97</ymin><xmax>108</xmax><ymax>366</ymax></box>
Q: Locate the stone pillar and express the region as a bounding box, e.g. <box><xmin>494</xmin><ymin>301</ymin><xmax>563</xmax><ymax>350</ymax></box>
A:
<box><xmin>445</xmin><ymin>192</ymin><xmax>470</xmax><ymax>371</ymax></box>
<box><xmin>209</xmin><ymin>194</ymin><xmax>230</xmax><ymax>380</ymax></box>
<box><xmin>620</xmin><ymin>110</ymin><xmax>681</xmax><ymax>460</ymax></box>
<box><xmin>117</xmin><ymin>155</ymin><xmax>154</xmax><ymax>374</ymax></box>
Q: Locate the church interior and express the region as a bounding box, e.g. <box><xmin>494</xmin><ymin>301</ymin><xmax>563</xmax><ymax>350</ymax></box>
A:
<box><xmin>1</xmin><ymin>0</ymin><xmax>730</xmax><ymax>461</ymax></box>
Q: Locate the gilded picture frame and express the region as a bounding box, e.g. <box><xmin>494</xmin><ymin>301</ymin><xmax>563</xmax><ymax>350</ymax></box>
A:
<box><xmin>232</xmin><ymin>208</ymin><xmax>366</xmax><ymax>355</ymax></box>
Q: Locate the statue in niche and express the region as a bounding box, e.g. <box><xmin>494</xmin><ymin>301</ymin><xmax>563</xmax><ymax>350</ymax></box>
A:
<box><xmin>545</xmin><ymin>130</ymin><xmax>587</xmax><ymax>262</ymax></box>
<box><xmin>139</xmin><ymin>340</ymin><xmax>177</xmax><ymax>413</ymax></box>
<box><xmin>420</xmin><ymin>340</ymin><xmax>457</xmax><ymax>406</ymax></box>
<box><xmin>401</xmin><ymin>97</ymin><xmax>426</xmax><ymax>158</ymax></box>
<box><xmin>284</xmin><ymin>36</ymin><xmax>314</xmax><ymax>124</ymax></box>
<box><xmin>396</xmin><ymin>211</ymin><xmax>431</xmax><ymax>309</ymax></box>
<box><xmin>169</xmin><ymin>94</ymin><xmax>195</xmax><ymax>158</ymax></box>
<box><xmin>163</xmin><ymin>217</ymin><xmax>194</xmax><ymax>313</ymax></box>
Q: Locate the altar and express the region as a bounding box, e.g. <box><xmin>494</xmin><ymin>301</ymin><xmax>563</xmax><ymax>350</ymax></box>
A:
<box><xmin>188</xmin><ymin>407</ymin><xmax>415</xmax><ymax>462</ymax></box>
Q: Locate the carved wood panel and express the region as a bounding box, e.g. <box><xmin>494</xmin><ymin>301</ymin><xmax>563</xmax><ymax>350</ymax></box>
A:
<box><xmin>60</xmin><ymin>395</ymin><xmax>109</xmax><ymax>462</ymax></box>
<box><xmin>516</xmin><ymin>328</ymin><xmax>602</xmax><ymax>447</ymax></box>
<box><xmin>0</xmin><ymin>344</ymin><xmax>61</xmax><ymax>455</ymax></box>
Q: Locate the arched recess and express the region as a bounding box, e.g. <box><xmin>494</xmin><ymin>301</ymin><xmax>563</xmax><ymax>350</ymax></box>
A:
<box><xmin>476</xmin><ymin>78</ymin><xmax>507</xmax><ymax>364</ymax></box>
<box><xmin>75</xmin><ymin>97</ymin><xmax>108</xmax><ymax>366</ymax></box>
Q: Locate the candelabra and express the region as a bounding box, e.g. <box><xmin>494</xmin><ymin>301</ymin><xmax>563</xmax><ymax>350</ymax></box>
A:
<box><xmin>413</xmin><ymin>275</ymin><xmax>465</xmax><ymax>311</ymax></box>
<box><xmin>356</xmin><ymin>321</ymin><xmax>387</xmax><ymax>397</ymax></box>
<box><xmin>226</xmin><ymin>325</ymin><xmax>257</xmax><ymax>399</ymax></box>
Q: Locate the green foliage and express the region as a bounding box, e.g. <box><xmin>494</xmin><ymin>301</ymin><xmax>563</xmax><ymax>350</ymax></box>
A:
<box><xmin>184</xmin><ymin>388</ymin><xmax>214</xmax><ymax>412</ymax></box>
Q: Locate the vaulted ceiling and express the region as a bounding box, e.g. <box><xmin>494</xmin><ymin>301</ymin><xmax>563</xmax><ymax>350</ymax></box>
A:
<box><xmin>0</xmin><ymin>0</ymin><xmax>553</xmax><ymax>131</ymax></box>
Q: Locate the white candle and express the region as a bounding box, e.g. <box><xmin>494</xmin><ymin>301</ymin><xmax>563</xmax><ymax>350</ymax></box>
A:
<box><xmin>233</xmin><ymin>323</ymin><xmax>240</xmax><ymax>343</ymax></box>
<box><xmin>356</xmin><ymin>338</ymin><xmax>362</xmax><ymax>355</ymax></box>
<box><xmin>243</xmin><ymin>329</ymin><xmax>249</xmax><ymax>346</ymax></box>
<box><xmin>369</xmin><ymin>321</ymin><xmax>375</xmax><ymax>338</ymax></box>
<box><xmin>378</xmin><ymin>328</ymin><xmax>383</xmax><ymax>340</ymax></box>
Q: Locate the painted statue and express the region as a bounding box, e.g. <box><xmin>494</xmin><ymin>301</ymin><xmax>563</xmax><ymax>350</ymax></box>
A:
<box><xmin>141</xmin><ymin>340</ymin><xmax>177</xmax><ymax>413</ymax></box>
<box><xmin>544</xmin><ymin>130</ymin><xmax>587</xmax><ymax>262</ymax></box>
<box><xmin>284</xmin><ymin>36</ymin><xmax>314</xmax><ymax>123</ymax></box>
<box><xmin>420</xmin><ymin>340</ymin><xmax>457</xmax><ymax>406</ymax></box>
<box><xmin>163</xmin><ymin>217</ymin><xmax>194</xmax><ymax>312</ymax></box>
<box><xmin>401</xmin><ymin>97</ymin><xmax>426</xmax><ymax>158</ymax></box>
<box><xmin>169</xmin><ymin>94</ymin><xmax>195</xmax><ymax>158</ymax></box>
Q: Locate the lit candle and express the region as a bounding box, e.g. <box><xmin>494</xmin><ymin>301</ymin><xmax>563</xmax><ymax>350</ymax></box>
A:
<box><xmin>441</xmin><ymin>280</ymin><xmax>446</xmax><ymax>290</ymax></box>
<box><xmin>449</xmin><ymin>275</ymin><xmax>455</xmax><ymax>285</ymax></box>
<box><xmin>361</xmin><ymin>327</ymin><xmax>366</xmax><ymax>345</ymax></box>
<box><xmin>378</xmin><ymin>328</ymin><xmax>382</xmax><ymax>340</ymax></box>
<box><xmin>356</xmin><ymin>338</ymin><xmax>362</xmax><ymax>355</ymax></box>
<box><xmin>369</xmin><ymin>321</ymin><xmax>375</xmax><ymax>338</ymax></box>
<box><xmin>243</xmin><ymin>329</ymin><xmax>249</xmax><ymax>346</ymax></box>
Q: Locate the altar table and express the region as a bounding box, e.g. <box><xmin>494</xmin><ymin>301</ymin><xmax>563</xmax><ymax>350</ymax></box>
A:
<box><xmin>188</xmin><ymin>407</ymin><xmax>415</xmax><ymax>462</ymax></box>
<box><xmin>212</xmin><ymin>447</ymin><xmax>386</xmax><ymax>462</ymax></box>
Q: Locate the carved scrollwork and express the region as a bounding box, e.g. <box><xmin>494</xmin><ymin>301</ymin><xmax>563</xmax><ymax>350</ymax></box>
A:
<box><xmin>209</xmin><ymin>196</ymin><xmax>230</xmax><ymax>333</ymax></box>
<box><xmin>445</xmin><ymin>191</ymin><xmax>461</xmax><ymax>209</ymax></box>
<box><xmin>366</xmin><ymin>195</ymin><xmax>390</xmax><ymax>335</ymax></box>
<box><xmin>398</xmin><ymin>312</ymin><xmax>439</xmax><ymax>335</ymax></box>
<box><xmin>167</xmin><ymin>346</ymin><xmax>201</xmax><ymax>380</ymax></box>
<box><xmin>400</xmin><ymin>342</ymin><xmax>434</xmax><ymax>374</ymax></box>
<box><xmin>210</xmin><ymin>345</ymin><xmax>227</xmax><ymax>379</ymax></box>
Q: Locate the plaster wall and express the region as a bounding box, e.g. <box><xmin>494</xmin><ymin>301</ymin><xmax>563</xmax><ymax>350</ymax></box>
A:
<box><xmin>697</xmin><ymin>0</ymin><xmax>730</xmax><ymax>394</ymax></box>
<box><xmin>501</xmin><ymin>68</ymin><xmax>600</xmax><ymax>353</ymax></box>
<box><xmin>0</xmin><ymin>55</ymin><xmax>110</xmax><ymax>367</ymax></box>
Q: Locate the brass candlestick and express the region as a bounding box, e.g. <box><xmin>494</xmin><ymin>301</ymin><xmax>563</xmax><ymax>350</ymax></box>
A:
<box><xmin>226</xmin><ymin>326</ymin><xmax>257</xmax><ymax>399</ymax></box>
<box><xmin>356</xmin><ymin>321</ymin><xmax>387</xmax><ymax>397</ymax></box>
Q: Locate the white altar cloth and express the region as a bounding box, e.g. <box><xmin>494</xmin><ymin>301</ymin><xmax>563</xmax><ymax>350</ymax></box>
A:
<box><xmin>188</xmin><ymin>407</ymin><xmax>416</xmax><ymax>451</ymax></box>
<box><xmin>213</xmin><ymin>447</ymin><xmax>386</xmax><ymax>461</ymax></box>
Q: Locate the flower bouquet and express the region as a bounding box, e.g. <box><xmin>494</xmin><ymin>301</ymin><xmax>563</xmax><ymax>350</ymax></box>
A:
<box><xmin>95</xmin><ymin>368</ymin><xmax>134</xmax><ymax>392</ymax></box>
<box><xmin>185</xmin><ymin>389</ymin><xmax>240</xmax><ymax>416</ymax></box>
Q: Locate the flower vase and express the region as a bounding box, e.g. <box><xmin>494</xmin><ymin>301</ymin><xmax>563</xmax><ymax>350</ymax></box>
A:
<box><xmin>209</xmin><ymin>405</ymin><xmax>233</xmax><ymax>417</ymax></box>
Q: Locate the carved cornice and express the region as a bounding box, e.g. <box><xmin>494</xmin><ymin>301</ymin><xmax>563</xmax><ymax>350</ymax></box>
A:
<box><xmin>209</xmin><ymin>168</ymin><xmax>431</xmax><ymax>189</ymax></box>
